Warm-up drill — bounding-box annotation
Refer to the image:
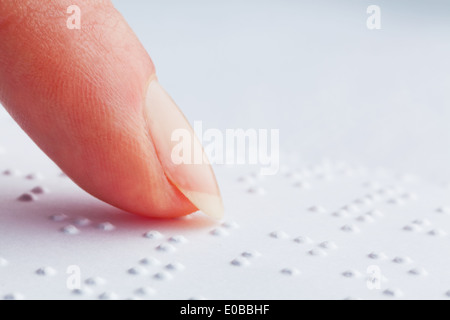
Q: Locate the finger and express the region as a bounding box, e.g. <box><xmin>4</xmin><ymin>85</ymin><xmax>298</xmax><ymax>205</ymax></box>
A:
<box><xmin>0</xmin><ymin>0</ymin><xmax>223</xmax><ymax>219</ymax></box>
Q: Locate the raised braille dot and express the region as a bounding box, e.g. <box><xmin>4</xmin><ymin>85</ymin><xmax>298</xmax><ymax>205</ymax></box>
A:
<box><xmin>241</xmin><ymin>251</ymin><xmax>261</xmax><ymax>258</ymax></box>
<box><xmin>230</xmin><ymin>258</ymin><xmax>249</xmax><ymax>267</ymax></box>
<box><xmin>17</xmin><ymin>193</ymin><xmax>36</xmax><ymax>202</ymax></box>
<box><xmin>340</xmin><ymin>224</ymin><xmax>360</xmax><ymax>233</ymax></box>
<box><xmin>308</xmin><ymin>205</ymin><xmax>327</xmax><ymax>214</ymax></box>
<box><xmin>168</xmin><ymin>235</ymin><xmax>187</xmax><ymax>244</ymax></box>
<box><xmin>71</xmin><ymin>288</ymin><xmax>93</xmax><ymax>296</ymax></box>
<box><xmin>97</xmin><ymin>222</ymin><xmax>115</xmax><ymax>231</ymax></box>
<box><xmin>445</xmin><ymin>291</ymin><xmax>450</xmax><ymax>298</ymax></box>
<box><xmin>2</xmin><ymin>169</ymin><xmax>21</xmax><ymax>176</ymax></box>
<box><xmin>342</xmin><ymin>270</ymin><xmax>360</xmax><ymax>278</ymax></box>
<box><xmin>383</xmin><ymin>288</ymin><xmax>402</xmax><ymax>297</ymax></box>
<box><xmin>134</xmin><ymin>287</ymin><xmax>156</xmax><ymax>296</ymax></box>
<box><xmin>437</xmin><ymin>206</ymin><xmax>450</xmax><ymax>214</ymax></box>
<box><xmin>428</xmin><ymin>229</ymin><xmax>447</xmax><ymax>236</ymax></box>
<box><xmin>165</xmin><ymin>262</ymin><xmax>185</xmax><ymax>272</ymax></box>
<box><xmin>98</xmin><ymin>292</ymin><xmax>119</xmax><ymax>300</ymax></box>
<box><xmin>210</xmin><ymin>228</ymin><xmax>229</xmax><ymax>236</ymax></box>
<box><xmin>85</xmin><ymin>277</ymin><xmax>106</xmax><ymax>286</ymax></box>
<box><xmin>247</xmin><ymin>187</ymin><xmax>266</xmax><ymax>195</ymax></box>
<box><xmin>366</xmin><ymin>210</ymin><xmax>384</xmax><ymax>218</ymax></box>
<box><xmin>74</xmin><ymin>217</ymin><xmax>91</xmax><ymax>227</ymax></box>
<box><xmin>408</xmin><ymin>267</ymin><xmax>427</xmax><ymax>276</ymax></box>
<box><xmin>412</xmin><ymin>219</ymin><xmax>431</xmax><ymax>226</ymax></box>
<box><xmin>308</xmin><ymin>249</ymin><xmax>327</xmax><ymax>257</ymax></box>
<box><xmin>342</xmin><ymin>204</ymin><xmax>359</xmax><ymax>213</ymax></box>
<box><xmin>139</xmin><ymin>257</ymin><xmax>160</xmax><ymax>266</ymax></box>
<box><xmin>269</xmin><ymin>231</ymin><xmax>288</xmax><ymax>239</ymax></box>
<box><xmin>127</xmin><ymin>266</ymin><xmax>147</xmax><ymax>275</ymax></box>
<box><xmin>332</xmin><ymin>209</ymin><xmax>350</xmax><ymax>218</ymax></box>
<box><xmin>61</xmin><ymin>225</ymin><xmax>80</xmax><ymax>235</ymax></box>
<box><xmin>25</xmin><ymin>173</ymin><xmax>43</xmax><ymax>180</ymax></box>
<box><xmin>30</xmin><ymin>186</ymin><xmax>49</xmax><ymax>194</ymax></box>
<box><xmin>293</xmin><ymin>181</ymin><xmax>311</xmax><ymax>189</ymax></box>
<box><xmin>221</xmin><ymin>221</ymin><xmax>239</xmax><ymax>229</ymax></box>
<box><xmin>368</xmin><ymin>252</ymin><xmax>387</xmax><ymax>260</ymax></box>
<box><xmin>401</xmin><ymin>193</ymin><xmax>417</xmax><ymax>201</ymax></box>
<box><xmin>143</xmin><ymin>230</ymin><xmax>163</xmax><ymax>239</ymax></box>
<box><xmin>355</xmin><ymin>215</ymin><xmax>375</xmax><ymax>223</ymax></box>
<box><xmin>3</xmin><ymin>293</ymin><xmax>24</xmax><ymax>300</ymax></box>
<box><xmin>392</xmin><ymin>256</ymin><xmax>412</xmax><ymax>264</ymax></box>
<box><xmin>50</xmin><ymin>213</ymin><xmax>68</xmax><ymax>222</ymax></box>
<box><xmin>318</xmin><ymin>241</ymin><xmax>337</xmax><ymax>250</ymax></box>
<box><xmin>156</xmin><ymin>243</ymin><xmax>176</xmax><ymax>253</ymax></box>
<box><xmin>35</xmin><ymin>266</ymin><xmax>56</xmax><ymax>276</ymax></box>
<box><xmin>280</xmin><ymin>268</ymin><xmax>300</xmax><ymax>276</ymax></box>
<box><xmin>403</xmin><ymin>224</ymin><xmax>421</xmax><ymax>232</ymax></box>
<box><xmin>293</xmin><ymin>236</ymin><xmax>313</xmax><ymax>244</ymax></box>
<box><xmin>153</xmin><ymin>271</ymin><xmax>173</xmax><ymax>280</ymax></box>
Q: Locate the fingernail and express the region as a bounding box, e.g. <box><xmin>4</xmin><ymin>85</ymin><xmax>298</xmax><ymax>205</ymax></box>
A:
<box><xmin>144</xmin><ymin>79</ymin><xmax>224</xmax><ymax>219</ymax></box>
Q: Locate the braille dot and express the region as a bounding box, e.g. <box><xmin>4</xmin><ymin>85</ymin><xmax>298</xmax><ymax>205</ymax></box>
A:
<box><xmin>143</xmin><ymin>230</ymin><xmax>163</xmax><ymax>239</ymax></box>
<box><xmin>340</xmin><ymin>224</ymin><xmax>360</xmax><ymax>233</ymax></box>
<box><xmin>155</xmin><ymin>243</ymin><xmax>176</xmax><ymax>253</ymax></box>
<box><xmin>387</xmin><ymin>198</ymin><xmax>405</xmax><ymax>206</ymax></box>
<box><xmin>269</xmin><ymin>231</ymin><xmax>288</xmax><ymax>239</ymax></box>
<box><xmin>2</xmin><ymin>169</ymin><xmax>21</xmax><ymax>176</ymax></box>
<box><xmin>392</xmin><ymin>256</ymin><xmax>412</xmax><ymax>264</ymax></box>
<box><xmin>230</xmin><ymin>258</ymin><xmax>249</xmax><ymax>267</ymax></box>
<box><xmin>17</xmin><ymin>193</ymin><xmax>36</xmax><ymax>202</ymax></box>
<box><xmin>3</xmin><ymin>293</ymin><xmax>24</xmax><ymax>300</ymax></box>
<box><xmin>366</xmin><ymin>210</ymin><xmax>384</xmax><ymax>218</ymax></box>
<box><xmin>342</xmin><ymin>204</ymin><xmax>359</xmax><ymax>213</ymax></box>
<box><xmin>412</xmin><ymin>219</ymin><xmax>431</xmax><ymax>226</ymax></box>
<box><xmin>30</xmin><ymin>186</ymin><xmax>49</xmax><ymax>194</ymax></box>
<box><xmin>355</xmin><ymin>215</ymin><xmax>375</xmax><ymax>223</ymax></box>
<box><xmin>139</xmin><ymin>257</ymin><xmax>160</xmax><ymax>266</ymax></box>
<box><xmin>383</xmin><ymin>288</ymin><xmax>402</xmax><ymax>297</ymax></box>
<box><xmin>134</xmin><ymin>287</ymin><xmax>156</xmax><ymax>296</ymax></box>
<box><xmin>153</xmin><ymin>271</ymin><xmax>173</xmax><ymax>280</ymax></box>
<box><xmin>332</xmin><ymin>209</ymin><xmax>350</xmax><ymax>218</ymax></box>
<box><xmin>342</xmin><ymin>270</ymin><xmax>360</xmax><ymax>278</ymax></box>
<box><xmin>35</xmin><ymin>266</ymin><xmax>56</xmax><ymax>276</ymax></box>
<box><xmin>210</xmin><ymin>228</ymin><xmax>229</xmax><ymax>236</ymax></box>
<box><xmin>308</xmin><ymin>249</ymin><xmax>327</xmax><ymax>257</ymax></box>
<box><xmin>445</xmin><ymin>291</ymin><xmax>450</xmax><ymax>298</ymax></box>
<box><xmin>85</xmin><ymin>277</ymin><xmax>106</xmax><ymax>286</ymax></box>
<box><xmin>168</xmin><ymin>235</ymin><xmax>187</xmax><ymax>244</ymax></box>
<box><xmin>408</xmin><ymin>267</ymin><xmax>427</xmax><ymax>276</ymax></box>
<box><xmin>221</xmin><ymin>221</ymin><xmax>239</xmax><ymax>229</ymax></box>
<box><xmin>237</xmin><ymin>175</ymin><xmax>254</xmax><ymax>184</ymax></box>
<box><xmin>403</xmin><ymin>224</ymin><xmax>421</xmax><ymax>232</ymax></box>
<box><xmin>72</xmin><ymin>288</ymin><xmax>93</xmax><ymax>296</ymax></box>
<box><xmin>293</xmin><ymin>181</ymin><xmax>311</xmax><ymax>189</ymax></box>
<box><xmin>293</xmin><ymin>236</ymin><xmax>313</xmax><ymax>244</ymax></box>
<box><xmin>280</xmin><ymin>268</ymin><xmax>300</xmax><ymax>276</ymax></box>
<box><xmin>165</xmin><ymin>262</ymin><xmax>185</xmax><ymax>272</ymax></box>
<box><xmin>98</xmin><ymin>292</ymin><xmax>119</xmax><ymax>300</ymax></box>
<box><xmin>97</xmin><ymin>222</ymin><xmax>115</xmax><ymax>231</ymax></box>
<box><xmin>427</xmin><ymin>229</ymin><xmax>446</xmax><ymax>236</ymax></box>
<box><xmin>436</xmin><ymin>207</ymin><xmax>450</xmax><ymax>214</ymax></box>
<box><xmin>25</xmin><ymin>173</ymin><xmax>43</xmax><ymax>180</ymax></box>
<box><xmin>74</xmin><ymin>217</ymin><xmax>91</xmax><ymax>227</ymax></box>
<box><xmin>367</xmin><ymin>252</ymin><xmax>387</xmax><ymax>260</ymax></box>
<box><xmin>247</xmin><ymin>187</ymin><xmax>266</xmax><ymax>195</ymax></box>
<box><xmin>241</xmin><ymin>251</ymin><xmax>261</xmax><ymax>258</ymax></box>
<box><xmin>61</xmin><ymin>225</ymin><xmax>80</xmax><ymax>235</ymax></box>
<box><xmin>50</xmin><ymin>213</ymin><xmax>68</xmax><ymax>222</ymax></box>
<box><xmin>318</xmin><ymin>241</ymin><xmax>337</xmax><ymax>250</ymax></box>
<box><xmin>401</xmin><ymin>193</ymin><xmax>417</xmax><ymax>201</ymax></box>
<box><xmin>127</xmin><ymin>266</ymin><xmax>147</xmax><ymax>275</ymax></box>
<box><xmin>308</xmin><ymin>205</ymin><xmax>327</xmax><ymax>214</ymax></box>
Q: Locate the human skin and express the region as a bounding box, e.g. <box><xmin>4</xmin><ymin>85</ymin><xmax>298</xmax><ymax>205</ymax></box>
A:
<box><xmin>0</xmin><ymin>0</ymin><xmax>223</xmax><ymax>219</ymax></box>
